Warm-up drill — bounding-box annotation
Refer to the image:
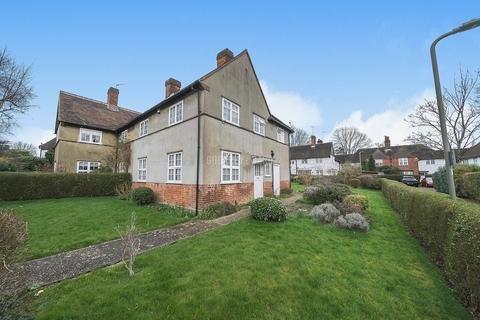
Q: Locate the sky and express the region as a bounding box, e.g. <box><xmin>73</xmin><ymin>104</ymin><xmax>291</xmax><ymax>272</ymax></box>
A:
<box><xmin>1</xmin><ymin>1</ymin><xmax>479</xmax><ymax>152</ymax></box>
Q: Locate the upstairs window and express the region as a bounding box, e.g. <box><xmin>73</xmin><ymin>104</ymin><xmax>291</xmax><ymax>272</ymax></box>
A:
<box><xmin>77</xmin><ymin>161</ymin><xmax>100</xmax><ymax>173</ymax></box>
<box><xmin>167</xmin><ymin>152</ymin><xmax>182</xmax><ymax>182</ymax></box>
<box><xmin>399</xmin><ymin>158</ymin><xmax>408</xmax><ymax>166</ymax></box>
<box><xmin>375</xmin><ymin>159</ymin><xmax>384</xmax><ymax>166</ymax></box>
<box><xmin>138</xmin><ymin>158</ymin><xmax>147</xmax><ymax>181</ymax></box>
<box><xmin>79</xmin><ymin>128</ymin><xmax>102</xmax><ymax>144</ymax></box>
<box><xmin>301</xmin><ymin>159</ymin><xmax>308</xmax><ymax>164</ymax></box>
<box><xmin>139</xmin><ymin>119</ymin><xmax>149</xmax><ymax>137</ymax></box>
<box><xmin>221</xmin><ymin>151</ymin><xmax>240</xmax><ymax>183</ymax></box>
<box><xmin>253</xmin><ymin>114</ymin><xmax>265</xmax><ymax>135</ymax></box>
<box><xmin>222</xmin><ymin>98</ymin><xmax>240</xmax><ymax>126</ymax></box>
<box><xmin>169</xmin><ymin>101</ymin><xmax>183</xmax><ymax>126</ymax></box>
<box><xmin>426</xmin><ymin>159</ymin><xmax>436</xmax><ymax>165</ymax></box>
<box><xmin>119</xmin><ymin>130</ymin><xmax>128</xmax><ymax>142</ymax></box>
<box><xmin>277</xmin><ymin>128</ymin><xmax>285</xmax><ymax>143</ymax></box>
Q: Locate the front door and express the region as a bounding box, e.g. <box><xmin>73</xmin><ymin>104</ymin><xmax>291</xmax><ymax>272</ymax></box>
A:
<box><xmin>273</xmin><ymin>164</ymin><xmax>280</xmax><ymax>196</ymax></box>
<box><xmin>254</xmin><ymin>163</ymin><xmax>264</xmax><ymax>199</ymax></box>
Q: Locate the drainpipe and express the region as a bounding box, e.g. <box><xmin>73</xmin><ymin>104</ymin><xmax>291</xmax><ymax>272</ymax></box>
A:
<box><xmin>195</xmin><ymin>90</ymin><xmax>201</xmax><ymax>215</ymax></box>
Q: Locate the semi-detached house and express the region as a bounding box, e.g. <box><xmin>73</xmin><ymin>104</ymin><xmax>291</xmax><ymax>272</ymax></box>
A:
<box><xmin>53</xmin><ymin>49</ymin><xmax>293</xmax><ymax>212</ymax></box>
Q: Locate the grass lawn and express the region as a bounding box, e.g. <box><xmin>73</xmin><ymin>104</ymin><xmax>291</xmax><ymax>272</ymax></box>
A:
<box><xmin>0</xmin><ymin>197</ymin><xmax>192</xmax><ymax>261</ymax></box>
<box><xmin>29</xmin><ymin>189</ymin><xmax>469</xmax><ymax>319</ymax></box>
<box><xmin>291</xmin><ymin>181</ymin><xmax>305</xmax><ymax>192</ymax></box>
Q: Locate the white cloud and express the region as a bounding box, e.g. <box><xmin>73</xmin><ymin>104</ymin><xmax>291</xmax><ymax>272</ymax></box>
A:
<box><xmin>10</xmin><ymin>126</ymin><xmax>55</xmax><ymax>155</ymax></box>
<box><xmin>330</xmin><ymin>89</ymin><xmax>434</xmax><ymax>145</ymax></box>
<box><xmin>260</xmin><ymin>80</ymin><xmax>322</xmax><ymax>129</ymax></box>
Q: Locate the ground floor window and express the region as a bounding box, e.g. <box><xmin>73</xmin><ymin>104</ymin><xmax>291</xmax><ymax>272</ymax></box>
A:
<box><xmin>118</xmin><ymin>161</ymin><xmax>127</xmax><ymax>173</ymax></box>
<box><xmin>264</xmin><ymin>162</ymin><xmax>271</xmax><ymax>176</ymax></box>
<box><xmin>138</xmin><ymin>158</ymin><xmax>147</xmax><ymax>181</ymax></box>
<box><xmin>221</xmin><ymin>151</ymin><xmax>240</xmax><ymax>183</ymax></box>
<box><xmin>167</xmin><ymin>152</ymin><xmax>182</xmax><ymax>182</ymax></box>
<box><xmin>402</xmin><ymin>170</ymin><xmax>414</xmax><ymax>176</ymax></box>
<box><xmin>76</xmin><ymin>161</ymin><xmax>100</xmax><ymax>173</ymax></box>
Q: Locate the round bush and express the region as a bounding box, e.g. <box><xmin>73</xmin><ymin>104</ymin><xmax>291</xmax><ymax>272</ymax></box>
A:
<box><xmin>250</xmin><ymin>197</ymin><xmax>288</xmax><ymax>222</ymax></box>
<box><xmin>303</xmin><ymin>184</ymin><xmax>352</xmax><ymax>205</ymax></box>
<box><xmin>350</xmin><ymin>178</ymin><xmax>361</xmax><ymax>188</ymax></box>
<box><xmin>359</xmin><ymin>175</ymin><xmax>380</xmax><ymax>190</ymax></box>
<box><xmin>334</xmin><ymin>213</ymin><xmax>369</xmax><ymax>232</ymax></box>
<box><xmin>132</xmin><ymin>187</ymin><xmax>155</xmax><ymax>205</ymax></box>
<box><xmin>309</xmin><ymin>203</ymin><xmax>341</xmax><ymax>223</ymax></box>
<box><xmin>343</xmin><ymin>194</ymin><xmax>368</xmax><ymax>212</ymax></box>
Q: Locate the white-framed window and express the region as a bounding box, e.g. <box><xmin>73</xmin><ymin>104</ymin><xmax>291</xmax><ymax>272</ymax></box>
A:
<box><xmin>79</xmin><ymin>128</ymin><xmax>102</xmax><ymax>144</ymax></box>
<box><xmin>426</xmin><ymin>159</ymin><xmax>436</xmax><ymax>165</ymax></box>
<box><xmin>375</xmin><ymin>159</ymin><xmax>384</xmax><ymax>166</ymax></box>
<box><xmin>291</xmin><ymin>160</ymin><xmax>295</xmax><ymax>165</ymax></box>
<box><xmin>119</xmin><ymin>130</ymin><xmax>128</xmax><ymax>142</ymax></box>
<box><xmin>167</xmin><ymin>152</ymin><xmax>182</xmax><ymax>183</ymax></box>
<box><xmin>168</xmin><ymin>101</ymin><xmax>183</xmax><ymax>126</ymax></box>
<box><xmin>139</xmin><ymin>119</ymin><xmax>149</xmax><ymax>137</ymax></box>
<box><xmin>277</xmin><ymin>128</ymin><xmax>285</xmax><ymax>143</ymax></box>
<box><xmin>221</xmin><ymin>151</ymin><xmax>240</xmax><ymax>183</ymax></box>
<box><xmin>301</xmin><ymin>159</ymin><xmax>308</xmax><ymax>164</ymax></box>
<box><xmin>264</xmin><ymin>162</ymin><xmax>271</xmax><ymax>176</ymax></box>
<box><xmin>222</xmin><ymin>98</ymin><xmax>240</xmax><ymax>126</ymax></box>
<box><xmin>138</xmin><ymin>158</ymin><xmax>147</xmax><ymax>181</ymax></box>
<box><xmin>399</xmin><ymin>158</ymin><xmax>408</xmax><ymax>166</ymax></box>
<box><xmin>76</xmin><ymin>161</ymin><xmax>100</xmax><ymax>173</ymax></box>
<box><xmin>253</xmin><ymin>114</ymin><xmax>266</xmax><ymax>136</ymax></box>
<box><xmin>316</xmin><ymin>158</ymin><xmax>322</xmax><ymax>164</ymax></box>
<box><xmin>118</xmin><ymin>161</ymin><xmax>127</xmax><ymax>173</ymax></box>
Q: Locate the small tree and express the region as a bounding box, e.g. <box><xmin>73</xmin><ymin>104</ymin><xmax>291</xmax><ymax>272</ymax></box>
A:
<box><xmin>368</xmin><ymin>155</ymin><xmax>376</xmax><ymax>171</ymax></box>
<box><xmin>337</xmin><ymin>163</ymin><xmax>361</xmax><ymax>184</ymax></box>
<box><xmin>332</xmin><ymin>127</ymin><xmax>372</xmax><ymax>155</ymax></box>
<box><xmin>116</xmin><ymin>212</ymin><xmax>140</xmax><ymax>277</ymax></box>
<box><xmin>289</xmin><ymin>125</ymin><xmax>309</xmax><ymax>146</ymax></box>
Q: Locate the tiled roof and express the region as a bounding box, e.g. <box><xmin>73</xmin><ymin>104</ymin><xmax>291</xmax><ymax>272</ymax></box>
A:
<box><xmin>56</xmin><ymin>91</ymin><xmax>140</xmax><ymax>133</ymax></box>
<box><xmin>290</xmin><ymin>142</ymin><xmax>333</xmax><ymax>159</ymax></box>
<box><xmin>38</xmin><ymin>137</ymin><xmax>56</xmax><ymax>150</ymax></box>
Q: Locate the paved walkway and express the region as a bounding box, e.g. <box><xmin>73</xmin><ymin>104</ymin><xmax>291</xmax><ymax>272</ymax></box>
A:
<box><xmin>1</xmin><ymin>194</ymin><xmax>301</xmax><ymax>293</ymax></box>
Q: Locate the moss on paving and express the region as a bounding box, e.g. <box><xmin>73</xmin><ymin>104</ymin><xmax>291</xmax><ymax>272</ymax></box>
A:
<box><xmin>30</xmin><ymin>190</ymin><xmax>469</xmax><ymax>319</ymax></box>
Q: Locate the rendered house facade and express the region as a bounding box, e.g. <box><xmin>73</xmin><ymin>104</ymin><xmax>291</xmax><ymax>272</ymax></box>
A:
<box><xmin>52</xmin><ymin>49</ymin><xmax>292</xmax><ymax>211</ymax></box>
<box><xmin>290</xmin><ymin>136</ymin><xmax>339</xmax><ymax>176</ymax></box>
<box><xmin>462</xmin><ymin>142</ymin><xmax>480</xmax><ymax>165</ymax></box>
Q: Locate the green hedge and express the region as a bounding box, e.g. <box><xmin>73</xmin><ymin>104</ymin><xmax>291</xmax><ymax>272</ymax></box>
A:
<box><xmin>433</xmin><ymin>165</ymin><xmax>480</xmax><ymax>198</ymax></box>
<box><xmin>0</xmin><ymin>172</ymin><xmax>131</xmax><ymax>201</ymax></box>
<box><xmin>380</xmin><ymin>178</ymin><xmax>480</xmax><ymax>314</ymax></box>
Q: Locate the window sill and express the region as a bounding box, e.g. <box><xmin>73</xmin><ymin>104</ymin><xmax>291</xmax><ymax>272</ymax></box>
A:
<box><xmin>78</xmin><ymin>141</ymin><xmax>102</xmax><ymax>145</ymax></box>
<box><xmin>222</xmin><ymin>119</ymin><xmax>240</xmax><ymax>127</ymax></box>
<box><xmin>220</xmin><ymin>181</ymin><xmax>241</xmax><ymax>184</ymax></box>
<box><xmin>166</xmin><ymin>181</ymin><xmax>182</xmax><ymax>184</ymax></box>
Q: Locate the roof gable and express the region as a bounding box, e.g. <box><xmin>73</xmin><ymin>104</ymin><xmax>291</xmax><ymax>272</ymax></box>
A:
<box><xmin>290</xmin><ymin>142</ymin><xmax>333</xmax><ymax>159</ymax></box>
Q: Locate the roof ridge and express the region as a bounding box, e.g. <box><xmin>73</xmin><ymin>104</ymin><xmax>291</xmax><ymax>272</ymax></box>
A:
<box><xmin>60</xmin><ymin>91</ymin><xmax>140</xmax><ymax>114</ymax></box>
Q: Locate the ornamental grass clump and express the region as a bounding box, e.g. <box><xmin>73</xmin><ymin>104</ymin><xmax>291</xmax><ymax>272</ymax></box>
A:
<box><xmin>250</xmin><ymin>197</ymin><xmax>288</xmax><ymax>222</ymax></box>
<box><xmin>309</xmin><ymin>203</ymin><xmax>341</xmax><ymax>223</ymax></box>
<box><xmin>334</xmin><ymin>213</ymin><xmax>369</xmax><ymax>232</ymax></box>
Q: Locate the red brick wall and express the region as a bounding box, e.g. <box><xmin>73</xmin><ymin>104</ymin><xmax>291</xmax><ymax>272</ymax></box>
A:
<box><xmin>383</xmin><ymin>157</ymin><xmax>419</xmax><ymax>175</ymax></box>
<box><xmin>280</xmin><ymin>180</ymin><xmax>290</xmax><ymax>189</ymax></box>
<box><xmin>132</xmin><ymin>182</ymin><xmax>253</xmax><ymax>209</ymax></box>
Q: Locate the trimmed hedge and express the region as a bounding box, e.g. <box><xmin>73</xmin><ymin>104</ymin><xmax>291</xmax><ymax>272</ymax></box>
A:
<box><xmin>456</xmin><ymin>172</ymin><xmax>480</xmax><ymax>200</ymax></box>
<box><xmin>433</xmin><ymin>164</ymin><xmax>480</xmax><ymax>196</ymax></box>
<box><xmin>380</xmin><ymin>178</ymin><xmax>480</xmax><ymax>314</ymax></box>
<box><xmin>0</xmin><ymin>172</ymin><xmax>131</xmax><ymax>201</ymax></box>
<box><xmin>198</xmin><ymin>201</ymin><xmax>238</xmax><ymax>219</ymax></box>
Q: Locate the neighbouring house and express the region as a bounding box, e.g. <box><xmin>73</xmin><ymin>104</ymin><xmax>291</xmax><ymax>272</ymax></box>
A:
<box><xmin>290</xmin><ymin>136</ymin><xmax>339</xmax><ymax>176</ymax></box>
<box><xmin>462</xmin><ymin>142</ymin><xmax>480</xmax><ymax>165</ymax></box>
<box><xmin>335</xmin><ymin>136</ymin><xmax>444</xmax><ymax>176</ymax></box>
<box><xmin>52</xmin><ymin>48</ymin><xmax>292</xmax><ymax>211</ymax></box>
<box><xmin>38</xmin><ymin>137</ymin><xmax>57</xmax><ymax>158</ymax></box>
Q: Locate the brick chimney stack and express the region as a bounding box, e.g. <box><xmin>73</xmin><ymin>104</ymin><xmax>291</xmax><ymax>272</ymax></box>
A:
<box><xmin>384</xmin><ymin>136</ymin><xmax>391</xmax><ymax>148</ymax></box>
<box><xmin>310</xmin><ymin>135</ymin><xmax>316</xmax><ymax>145</ymax></box>
<box><xmin>165</xmin><ymin>78</ymin><xmax>181</xmax><ymax>98</ymax></box>
<box><xmin>107</xmin><ymin>87</ymin><xmax>119</xmax><ymax>106</ymax></box>
<box><xmin>216</xmin><ymin>48</ymin><xmax>234</xmax><ymax>68</ymax></box>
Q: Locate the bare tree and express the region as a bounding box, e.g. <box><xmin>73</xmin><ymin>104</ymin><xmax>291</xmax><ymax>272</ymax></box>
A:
<box><xmin>10</xmin><ymin>141</ymin><xmax>37</xmax><ymax>156</ymax></box>
<box><xmin>0</xmin><ymin>48</ymin><xmax>35</xmax><ymax>137</ymax></box>
<box><xmin>332</xmin><ymin>127</ymin><xmax>372</xmax><ymax>155</ymax></box>
<box><xmin>116</xmin><ymin>212</ymin><xmax>140</xmax><ymax>277</ymax></box>
<box><xmin>405</xmin><ymin>69</ymin><xmax>480</xmax><ymax>160</ymax></box>
<box><xmin>289</xmin><ymin>125</ymin><xmax>309</xmax><ymax>146</ymax></box>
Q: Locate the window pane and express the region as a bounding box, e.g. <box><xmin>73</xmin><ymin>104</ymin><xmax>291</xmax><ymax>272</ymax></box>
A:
<box><xmin>168</xmin><ymin>168</ymin><xmax>174</xmax><ymax>181</ymax></box>
<box><xmin>81</xmin><ymin>133</ymin><xmax>90</xmax><ymax>142</ymax></box>
<box><xmin>168</xmin><ymin>154</ymin><xmax>174</xmax><ymax>166</ymax></box>
<box><xmin>176</xmin><ymin>104</ymin><xmax>182</xmax><ymax>122</ymax></box>
<box><xmin>223</xmin><ymin>168</ymin><xmax>230</xmax><ymax>181</ymax></box>
<box><xmin>232</xmin><ymin>108</ymin><xmax>239</xmax><ymax>124</ymax></box>
<box><xmin>232</xmin><ymin>168</ymin><xmax>239</xmax><ymax>181</ymax></box>
<box><xmin>175</xmin><ymin>168</ymin><xmax>181</xmax><ymax>181</ymax></box>
<box><xmin>223</xmin><ymin>153</ymin><xmax>231</xmax><ymax>166</ymax></box>
<box><xmin>92</xmin><ymin>135</ymin><xmax>100</xmax><ymax>143</ymax></box>
<box><xmin>232</xmin><ymin>154</ymin><xmax>239</xmax><ymax>166</ymax></box>
<box><xmin>169</xmin><ymin>108</ymin><xmax>175</xmax><ymax>124</ymax></box>
<box><xmin>175</xmin><ymin>153</ymin><xmax>182</xmax><ymax>166</ymax></box>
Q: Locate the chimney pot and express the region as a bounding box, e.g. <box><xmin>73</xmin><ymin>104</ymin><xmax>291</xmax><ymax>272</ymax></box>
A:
<box><xmin>317</xmin><ymin>139</ymin><xmax>323</xmax><ymax>144</ymax></box>
<box><xmin>107</xmin><ymin>87</ymin><xmax>119</xmax><ymax>106</ymax></box>
<box><xmin>310</xmin><ymin>135</ymin><xmax>316</xmax><ymax>145</ymax></box>
<box><xmin>384</xmin><ymin>136</ymin><xmax>391</xmax><ymax>148</ymax></box>
<box><xmin>216</xmin><ymin>48</ymin><xmax>234</xmax><ymax>68</ymax></box>
<box><xmin>165</xmin><ymin>78</ymin><xmax>181</xmax><ymax>98</ymax></box>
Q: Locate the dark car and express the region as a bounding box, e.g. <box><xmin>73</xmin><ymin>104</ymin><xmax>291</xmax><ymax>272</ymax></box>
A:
<box><xmin>402</xmin><ymin>176</ymin><xmax>419</xmax><ymax>187</ymax></box>
<box><xmin>421</xmin><ymin>177</ymin><xmax>434</xmax><ymax>188</ymax></box>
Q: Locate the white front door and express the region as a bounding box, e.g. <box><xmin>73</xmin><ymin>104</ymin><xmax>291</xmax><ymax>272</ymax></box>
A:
<box><xmin>273</xmin><ymin>164</ymin><xmax>280</xmax><ymax>196</ymax></box>
<box><xmin>254</xmin><ymin>163</ymin><xmax>264</xmax><ymax>199</ymax></box>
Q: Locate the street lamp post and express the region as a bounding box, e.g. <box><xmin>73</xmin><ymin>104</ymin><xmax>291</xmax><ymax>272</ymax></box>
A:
<box><xmin>430</xmin><ymin>18</ymin><xmax>480</xmax><ymax>200</ymax></box>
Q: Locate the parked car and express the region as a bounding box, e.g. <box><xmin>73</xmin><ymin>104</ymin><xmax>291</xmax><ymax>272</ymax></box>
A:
<box><xmin>421</xmin><ymin>177</ymin><xmax>434</xmax><ymax>188</ymax></box>
<box><xmin>401</xmin><ymin>176</ymin><xmax>419</xmax><ymax>187</ymax></box>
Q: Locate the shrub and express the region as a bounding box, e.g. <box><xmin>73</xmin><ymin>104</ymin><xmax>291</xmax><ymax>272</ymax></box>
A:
<box><xmin>132</xmin><ymin>187</ymin><xmax>155</xmax><ymax>205</ymax></box>
<box><xmin>337</xmin><ymin>164</ymin><xmax>362</xmax><ymax>184</ymax></box>
<box><xmin>343</xmin><ymin>194</ymin><xmax>368</xmax><ymax>212</ymax></box>
<box><xmin>335</xmin><ymin>200</ymin><xmax>364</xmax><ymax>216</ymax></box>
<box><xmin>380</xmin><ymin>178</ymin><xmax>480</xmax><ymax>313</ymax></box>
<box><xmin>350</xmin><ymin>178</ymin><xmax>361</xmax><ymax>188</ymax></box>
<box><xmin>0</xmin><ymin>172</ymin><xmax>131</xmax><ymax>201</ymax></box>
<box><xmin>456</xmin><ymin>172</ymin><xmax>480</xmax><ymax>200</ymax></box>
<box><xmin>309</xmin><ymin>203</ymin><xmax>341</xmax><ymax>223</ymax></box>
<box><xmin>0</xmin><ymin>209</ymin><xmax>28</xmax><ymax>269</ymax></box>
<box><xmin>297</xmin><ymin>174</ymin><xmax>313</xmax><ymax>186</ymax></box>
<box><xmin>280</xmin><ymin>188</ymin><xmax>293</xmax><ymax>195</ymax></box>
<box><xmin>250</xmin><ymin>197</ymin><xmax>288</xmax><ymax>222</ymax></box>
<box><xmin>334</xmin><ymin>213</ymin><xmax>369</xmax><ymax>232</ymax></box>
<box><xmin>303</xmin><ymin>184</ymin><xmax>352</xmax><ymax>205</ymax></box>
<box><xmin>359</xmin><ymin>175</ymin><xmax>381</xmax><ymax>189</ymax></box>
<box><xmin>115</xmin><ymin>182</ymin><xmax>132</xmax><ymax>200</ymax></box>
<box><xmin>198</xmin><ymin>202</ymin><xmax>238</xmax><ymax>220</ymax></box>
<box><xmin>433</xmin><ymin>164</ymin><xmax>480</xmax><ymax>196</ymax></box>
